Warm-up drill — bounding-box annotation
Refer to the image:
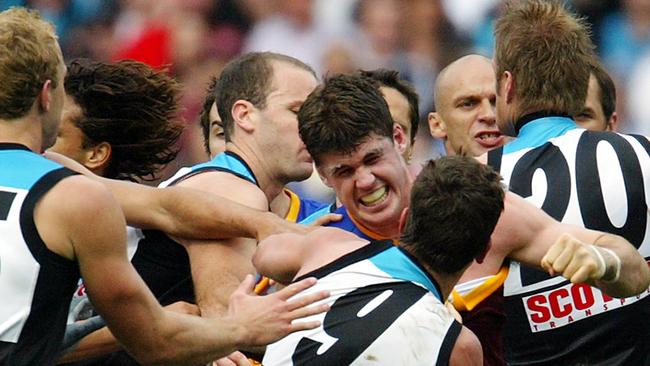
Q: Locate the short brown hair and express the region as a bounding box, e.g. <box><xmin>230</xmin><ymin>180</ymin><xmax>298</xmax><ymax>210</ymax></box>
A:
<box><xmin>215</xmin><ymin>52</ymin><xmax>316</xmax><ymax>142</ymax></box>
<box><xmin>494</xmin><ymin>0</ymin><xmax>595</xmax><ymax>117</ymax></box>
<box><xmin>298</xmin><ymin>74</ymin><xmax>393</xmax><ymax>165</ymax></box>
<box><xmin>0</xmin><ymin>7</ymin><xmax>60</xmax><ymax>120</ymax></box>
<box><xmin>400</xmin><ymin>156</ymin><xmax>505</xmax><ymax>274</ymax></box>
<box><xmin>589</xmin><ymin>60</ymin><xmax>616</xmax><ymax>122</ymax></box>
<box><xmin>358</xmin><ymin>68</ymin><xmax>420</xmax><ymax>144</ymax></box>
<box><xmin>65</xmin><ymin>59</ymin><xmax>183</xmax><ymax>181</ymax></box>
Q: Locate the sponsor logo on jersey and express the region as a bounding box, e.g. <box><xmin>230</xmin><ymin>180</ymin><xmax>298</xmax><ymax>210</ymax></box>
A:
<box><xmin>522</xmin><ymin>282</ymin><xmax>650</xmax><ymax>332</ymax></box>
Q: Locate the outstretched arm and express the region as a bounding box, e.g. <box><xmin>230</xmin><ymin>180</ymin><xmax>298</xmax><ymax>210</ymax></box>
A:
<box><xmin>497</xmin><ymin>192</ymin><xmax>650</xmax><ymax>298</ymax></box>
<box><xmin>44</xmin><ymin>150</ymin><xmax>306</xmax><ymax>241</ymax></box>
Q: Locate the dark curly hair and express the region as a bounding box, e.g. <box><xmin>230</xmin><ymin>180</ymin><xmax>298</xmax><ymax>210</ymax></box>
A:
<box><xmin>65</xmin><ymin>58</ymin><xmax>183</xmax><ymax>180</ymax></box>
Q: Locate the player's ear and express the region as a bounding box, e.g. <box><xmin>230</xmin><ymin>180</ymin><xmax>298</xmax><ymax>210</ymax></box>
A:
<box><xmin>398</xmin><ymin>207</ymin><xmax>410</xmax><ymax>235</ymax></box>
<box><xmin>607</xmin><ymin>112</ymin><xmax>619</xmax><ymax>132</ymax></box>
<box><xmin>316</xmin><ymin>166</ymin><xmax>332</xmax><ymax>188</ymax></box>
<box><xmin>503</xmin><ymin>71</ymin><xmax>515</xmax><ymax>104</ymax></box>
<box><xmin>428</xmin><ymin>112</ymin><xmax>447</xmax><ymax>139</ymax></box>
<box><xmin>393</xmin><ymin>123</ymin><xmax>408</xmax><ymax>156</ymax></box>
<box><xmin>38</xmin><ymin>80</ymin><xmax>53</xmax><ymax>113</ymax></box>
<box><xmin>231</xmin><ymin>99</ymin><xmax>256</xmax><ymax>133</ymax></box>
<box><xmin>84</xmin><ymin>141</ymin><xmax>112</xmax><ymax>174</ymax></box>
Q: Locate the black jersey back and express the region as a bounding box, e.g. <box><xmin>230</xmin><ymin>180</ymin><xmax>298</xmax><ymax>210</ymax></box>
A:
<box><xmin>0</xmin><ymin>144</ymin><xmax>80</xmax><ymax>365</ymax></box>
<box><xmin>489</xmin><ymin>117</ymin><xmax>650</xmax><ymax>365</ymax></box>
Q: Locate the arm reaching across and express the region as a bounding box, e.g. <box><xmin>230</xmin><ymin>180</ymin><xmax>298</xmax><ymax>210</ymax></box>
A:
<box><xmin>495</xmin><ymin>191</ymin><xmax>650</xmax><ymax>298</ymax></box>
<box><xmin>44</xmin><ymin>150</ymin><xmax>310</xmax><ymax>241</ymax></box>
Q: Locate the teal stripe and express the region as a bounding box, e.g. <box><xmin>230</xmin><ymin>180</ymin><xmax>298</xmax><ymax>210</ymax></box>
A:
<box><xmin>193</xmin><ymin>152</ymin><xmax>257</xmax><ymax>185</ymax></box>
<box><xmin>369</xmin><ymin>247</ymin><xmax>441</xmax><ymax>301</ymax></box>
<box><xmin>0</xmin><ymin>150</ymin><xmax>62</xmax><ymax>189</ymax></box>
<box><xmin>504</xmin><ymin>117</ymin><xmax>578</xmax><ymax>154</ymax></box>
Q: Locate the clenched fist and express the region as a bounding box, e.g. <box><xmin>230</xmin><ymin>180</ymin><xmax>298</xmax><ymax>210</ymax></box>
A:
<box><xmin>541</xmin><ymin>233</ymin><xmax>620</xmax><ymax>283</ymax></box>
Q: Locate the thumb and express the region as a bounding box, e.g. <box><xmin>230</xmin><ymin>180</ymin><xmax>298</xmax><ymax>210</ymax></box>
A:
<box><xmin>235</xmin><ymin>274</ymin><xmax>256</xmax><ymax>296</ymax></box>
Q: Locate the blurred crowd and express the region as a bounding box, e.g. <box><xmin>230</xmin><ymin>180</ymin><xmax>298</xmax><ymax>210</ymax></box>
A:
<box><xmin>3</xmin><ymin>0</ymin><xmax>649</xmax><ymax>198</ymax></box>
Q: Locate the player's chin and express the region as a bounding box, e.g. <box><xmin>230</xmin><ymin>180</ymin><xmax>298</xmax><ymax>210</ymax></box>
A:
<box><xmin>290</xmin><ymin>166</ymin><xmax>314</xmax><ymax>182</ymax></box>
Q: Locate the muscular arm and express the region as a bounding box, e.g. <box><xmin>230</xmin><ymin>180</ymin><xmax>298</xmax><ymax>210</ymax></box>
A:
<box><xmin>495</xmin><ymin>192</ymin><xmax>650</xmax><ymax>297</ymax></box>
<box><xmin>43</xmin><ymin>151</ymin><xmax>298</xmax><ymax>241</ymax></box>
<box><xmin>253</xmin><ymin>232</ymin><xmax>308</xmax><ymax>284</ymax></box>
<box><xmin>57</xmin><ymin>302</ymin><xmax>199</xmax><ymax>364</ymax></box>
<box><xmin>37</xmin><ymin>176</ymin><xmax>328</xmax><ymax>364</ymax></box>
<box><xmin>101</xmin><ymin>178</ymin><xmax>296</xmax><ymax>241</ymax></box>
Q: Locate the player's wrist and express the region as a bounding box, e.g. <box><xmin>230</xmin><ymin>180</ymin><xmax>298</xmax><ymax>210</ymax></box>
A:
<box><xmin>590</xmin><ymin>245</ymin><xmax>621</xmax><ymax>283</ymax></box>
<box><xmin>220</xmin><ymin>314</ymin><xmax>250</xmax><ymax>351</ymax></box>
<box><xmin>598</xmin><ymin>247</ymin><xmax>622</xmax><ymax>283</ymax></box>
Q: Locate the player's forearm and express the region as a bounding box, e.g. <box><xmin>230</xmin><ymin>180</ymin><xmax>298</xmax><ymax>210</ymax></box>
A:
<box><xmin>593</xmin><ymin>234</ymin><xmax>650</xmax><ymax>298</ymax></box>
<box><xmin>160</xmin><ymin>312</ymin><xmax>244</xmax><ymax>366</ymax></box>
<box><xmin>118</xmin><ymin>310</ymin><xmax>243</xmax><ymax>366</ymax></box>
<box><xmin>158</xmin><ymin>186</ymin><xmax>277</xmax><ymax>240</ymax></box>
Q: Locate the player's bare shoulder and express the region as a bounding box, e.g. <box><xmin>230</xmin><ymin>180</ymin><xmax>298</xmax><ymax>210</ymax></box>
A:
<box><xmin>34</xmin><ymin>174</ymin><xmax>124</xmax><ymax>260</ymax></box>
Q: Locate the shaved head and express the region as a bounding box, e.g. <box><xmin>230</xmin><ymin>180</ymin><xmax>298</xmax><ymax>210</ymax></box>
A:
<box><xmin>429</xmin><ymin>54</ymin><xmax>503</xmax><ymax>157</ymax></box>
<box><xmin>434</xmin><ymin>55</ymin><xmax>493</xmax><ymax>111</ymax></box>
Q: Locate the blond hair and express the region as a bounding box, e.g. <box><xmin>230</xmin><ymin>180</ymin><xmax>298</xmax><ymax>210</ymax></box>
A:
<box><xmin>0</xmin><ymin>7</ymin><xmax>60</xmax><ymax>119</ymax></box>
<box><xmin>494</xmin><ymin>0</ymin><xmax>595</xmax><ymax>117</ymax></box>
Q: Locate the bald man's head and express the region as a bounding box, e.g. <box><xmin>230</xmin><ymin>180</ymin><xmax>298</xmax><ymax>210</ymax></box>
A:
<box><xmin>429</xmin><ymin>55</ymin><xmax>505</xmax><ymax>157</ymax></box>
<box><xmin>434</xmin><ymin>55</ymin><xmax>492</xmax><ymax>110</ymax></box>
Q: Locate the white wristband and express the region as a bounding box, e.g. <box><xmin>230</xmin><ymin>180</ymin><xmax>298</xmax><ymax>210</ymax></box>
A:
<box><xmin>589</xmin><ymin>245</ymin><xmax>607</xmax><ymax>280</ymax></box>
<box><xmin>599</xmin><ymin>247</ymin><xmax>622</xmax><ymax>283</ymax></box>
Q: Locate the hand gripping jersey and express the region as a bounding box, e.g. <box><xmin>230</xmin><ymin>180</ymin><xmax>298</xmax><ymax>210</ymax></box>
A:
<box><xmin>0</xmin><ymin>144</ymin><xmax>80</xmax><ymax>365</ymax></box>
<box><xmin>488</xmin><ymin>115</ymin><xmax>650</xmax><ymax>365</ymax></box>
<box><xmin>263</xmin><ymin>241</ymin><xmax>461</xmax><ymax>366</ymax></box>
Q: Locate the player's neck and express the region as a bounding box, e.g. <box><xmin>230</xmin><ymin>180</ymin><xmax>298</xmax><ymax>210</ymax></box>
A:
<box><xmin>269</xmin><ymin>189</ymin><xmax>291</xmax><ymax>218</ymax></box>
<box><xmin>226</xmin><ymin>142</ymin><xmax>285</xmax><ymax>203</ymax></box>
<box><xmin>0</xmin><ymin>115</ymin><xmax>44</xmax><ymax>153</ymax></box>
<box><xmin>400</xmin><ymin>245</ymin><xmax>460</xmax><ymax>300</ymax></box>
<box><xmin>430</xmin><ymin>272</ymin><xmax>463</xmax><ymax>301</ymax></box>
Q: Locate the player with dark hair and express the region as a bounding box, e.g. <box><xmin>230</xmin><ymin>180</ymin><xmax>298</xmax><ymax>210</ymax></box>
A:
<box><xmin>256</xmin><ymin>156</ymin><xmax>504</xmax><ymax>365</ymax></box>
<box><xmin>50</xmin><ymin>58</ymin><xmax>183</xmax><ymax>181</ymax></box>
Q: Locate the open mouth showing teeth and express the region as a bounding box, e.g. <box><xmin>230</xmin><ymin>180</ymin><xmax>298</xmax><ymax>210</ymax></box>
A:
<box><xmin>360</xmin><ymin>186</ymin><xmax>388</xmax><ymax>206</ymax></box>
<box><xmin>477</xmin><ymin>132</ymin><xmax>501</xmax><ymax>140</ymax></box>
